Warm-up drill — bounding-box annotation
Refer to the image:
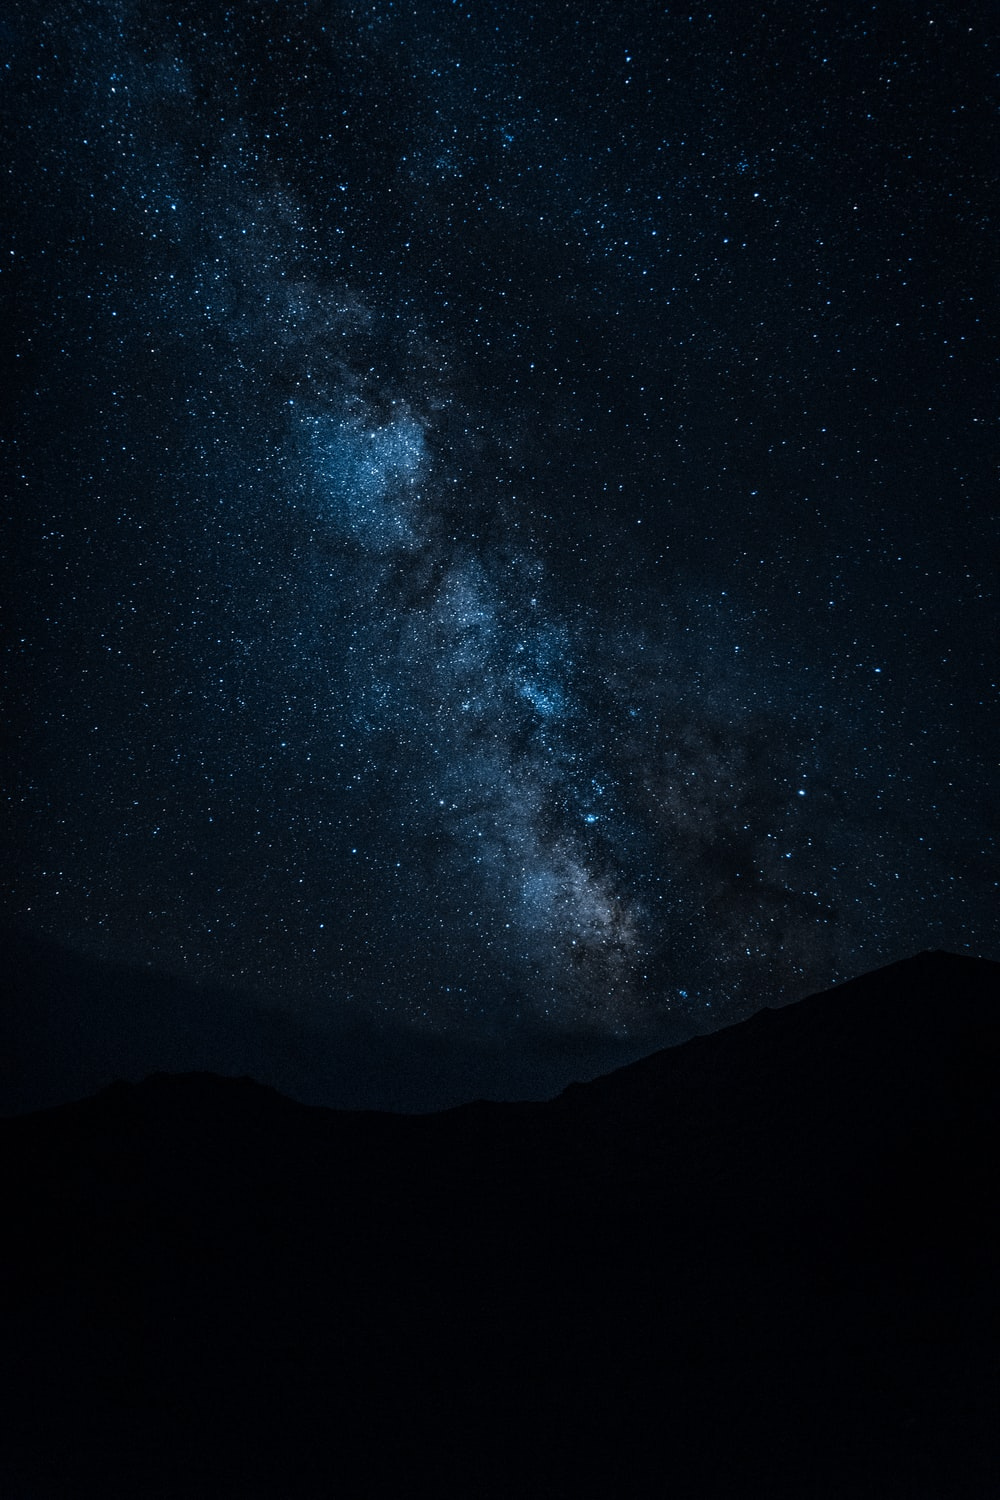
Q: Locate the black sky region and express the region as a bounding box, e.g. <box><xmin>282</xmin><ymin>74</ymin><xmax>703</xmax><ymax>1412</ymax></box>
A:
<box><xmin>3</xmin><ymin>0</ymin><xmax>997</xmax><ymax>1106</ymax></box>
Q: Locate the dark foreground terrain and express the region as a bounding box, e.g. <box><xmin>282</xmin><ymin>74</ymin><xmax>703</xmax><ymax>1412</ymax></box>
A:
<box><xmin>2</xmin><ymin>951</ymin><xmax>998</xmax><ymax>1497</ymax></box>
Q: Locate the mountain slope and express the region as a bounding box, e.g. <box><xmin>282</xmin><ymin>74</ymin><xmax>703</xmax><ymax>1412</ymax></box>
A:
<box><xmin>2</xmin><ymin>951</ymin><xmax>997</xmax><ymax>1497</ymax></box>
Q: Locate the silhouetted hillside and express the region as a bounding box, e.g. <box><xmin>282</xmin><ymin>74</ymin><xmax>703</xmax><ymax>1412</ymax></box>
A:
<box><xmin>2</xmin><ymin>951</ymin><xmax>998</xmax><ymax>1497</ymax></box>
<box><xmin>0</xmin><ymin>925</ymin><xmax>659</xmax><ymax>1114</ymax></box>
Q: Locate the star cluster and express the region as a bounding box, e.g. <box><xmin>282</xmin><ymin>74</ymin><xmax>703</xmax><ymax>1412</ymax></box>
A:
<box><xmin>4</xmin><ymin>0</ymin><xmax>996</xmax><ymax>1097</ymax></box>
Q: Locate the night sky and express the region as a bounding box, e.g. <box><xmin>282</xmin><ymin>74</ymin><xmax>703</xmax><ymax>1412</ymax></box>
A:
<box><xmin>4</xmin><ymin>0</ymin><xmax>997</xmax><ymax>1106</ymax></box>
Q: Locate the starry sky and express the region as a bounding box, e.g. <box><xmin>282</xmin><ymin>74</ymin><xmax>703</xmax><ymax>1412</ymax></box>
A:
<box><xmin>4</xmin><ymin>0</ymin><xmax>997</xmax><ymax>1105</ymax></box>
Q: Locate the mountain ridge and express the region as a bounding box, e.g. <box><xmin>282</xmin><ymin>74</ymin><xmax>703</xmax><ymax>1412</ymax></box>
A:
<box><xmin>2</xmin><ymin>949</ymin><xmax>997</xmax><ymax>1497</ymax></box>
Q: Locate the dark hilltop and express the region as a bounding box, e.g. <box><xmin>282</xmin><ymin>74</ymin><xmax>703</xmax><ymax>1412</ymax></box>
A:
<box><xmin>2</xmin><ymin>950</ymin><xmax>998</xmax><ymax>1497</ymax></box>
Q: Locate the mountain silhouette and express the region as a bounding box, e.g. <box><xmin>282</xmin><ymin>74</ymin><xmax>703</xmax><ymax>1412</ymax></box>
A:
<box><xmin>0</xmin><ymin>925</ymin><xmax>661</xmax><ymax>1114</ymax></box>
<box><xmin>2</xmin><ymin>951</ymin><xmax>997</xmax><ymax>1497</ymax></box>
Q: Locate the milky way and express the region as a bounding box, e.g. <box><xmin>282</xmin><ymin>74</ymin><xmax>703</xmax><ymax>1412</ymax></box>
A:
<box><xmin>5</xmin><ymin>0</ymin><xmax>996</xmax><ymax>1097</ymax></box>
<box><xmin>295</xmin><ymin>366</ymin><xmax>650</xmax><ymax>1032</ymax></box>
